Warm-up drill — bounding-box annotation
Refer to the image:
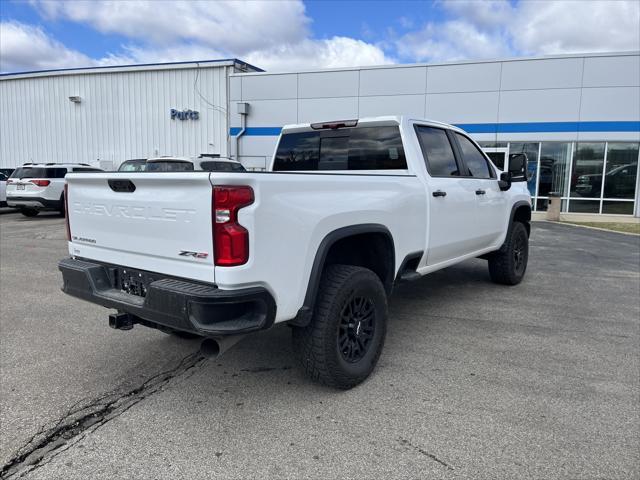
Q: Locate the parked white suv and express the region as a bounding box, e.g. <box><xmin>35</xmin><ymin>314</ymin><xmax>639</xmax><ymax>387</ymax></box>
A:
<box><xmin>117</xmin><ymin>157</ymin><xmax>245</xmax><ymax>172</ymax></box>
<box><xmin>7</xmin><ymin>163</ymin><xmax>102</xmax><ymax>216</ymax></box>
<box><xmin>59</xmin><ymin>116</ymin><xmax>531</xmax><ymax>388</ymax></box>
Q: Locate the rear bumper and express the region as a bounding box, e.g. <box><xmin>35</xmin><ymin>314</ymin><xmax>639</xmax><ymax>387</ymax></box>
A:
<box><xmin>7</xmin><ymin>196</ymin><xmax>61</xmax><ymax>210</ymax></box>
<box><xmin>58</xmin><ymin>257</ymin><xmax>276</xmax><ymax>336</ymax></box>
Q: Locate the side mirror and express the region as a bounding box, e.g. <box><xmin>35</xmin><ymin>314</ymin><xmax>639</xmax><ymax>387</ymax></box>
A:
<box><xmin>498</xmin><ymin>171</ymin><xmax>512</xmax><ymax>191</ymax></box>
<box><xmin>508</xmin><ymin>153</ymin><xmax>527</xmax><ymax>182</ymax></box>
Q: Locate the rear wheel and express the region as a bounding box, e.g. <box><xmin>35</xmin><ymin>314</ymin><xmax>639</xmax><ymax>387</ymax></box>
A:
<box><xmin>20</xmin><ymin>208</ymin><xmax>39</xmax><ymax>217</ymax></box>
<box><xmin>292</xmin><ymin>264</ymin><xmax>387</xmax><ymax>389</ymax></box>
<box><xmin>488</xmin><ymin>221</ymin><xmax>528</xmax><ymax>285</ymax></box>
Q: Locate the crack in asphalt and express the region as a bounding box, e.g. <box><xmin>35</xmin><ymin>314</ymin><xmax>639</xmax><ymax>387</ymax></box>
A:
<box><xmin>397</xmin><ymin>437</ymin><xmax>454</xmax><ymax>471</ymax></box>
<box><xmin>0</xmin><ymin>352</ymin><xmax>204</xmax><ymax>479</ymax></box>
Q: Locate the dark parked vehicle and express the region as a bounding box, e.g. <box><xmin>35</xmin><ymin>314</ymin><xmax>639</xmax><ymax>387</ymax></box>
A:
<box><xmin>575</xmin><ymin>162</ymin><xmax>637</xmax><ymax>198</ymax></box>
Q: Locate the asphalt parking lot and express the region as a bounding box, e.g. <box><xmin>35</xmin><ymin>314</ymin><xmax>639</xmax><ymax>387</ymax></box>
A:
<box><xmin>1</xmin><ymin>211</ymin><xmax>638</xmax><ymax>479</ymax></box>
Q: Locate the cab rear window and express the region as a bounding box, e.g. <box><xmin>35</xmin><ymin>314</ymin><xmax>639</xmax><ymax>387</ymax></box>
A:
<box><xmin>273</xmin><ymin>126</ymin><xmax>407</xmax><ymax>171</ymax></box>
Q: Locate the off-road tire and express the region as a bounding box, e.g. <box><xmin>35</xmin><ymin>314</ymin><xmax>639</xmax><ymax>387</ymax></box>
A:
<box><xmin>20</xmin><ymin>208</ymin><xmax>39</xmax><ymax>217</ymax></box>
<box><xmin>488</xmin><ymin>221</ymin><xmax>528</xmax><ymax>285</ymax></box>
<box><xmin>292</xmin><ymin>264</ymin><xmax>388</xmax><ymax>389</ymax></box>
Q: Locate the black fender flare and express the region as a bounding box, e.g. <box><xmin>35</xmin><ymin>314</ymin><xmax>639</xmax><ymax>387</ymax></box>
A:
<box><xmin>290</xmin><ymin>223</ymin><xmax>395</xmax><ymax>327</ymax></box>
<box><xmin>509</xmin><ymin>201</ymin><xmax>532</xmax><ymax>237</ymax></box>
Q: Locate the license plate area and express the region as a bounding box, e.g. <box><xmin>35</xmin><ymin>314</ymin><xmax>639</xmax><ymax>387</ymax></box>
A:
<box><xmin>17</xmin><ymin>184</ymin><xmax>25</xmax><ymax>190</ymax></box>
<box><xmin>114</xmin><ymin>267</ymin><xmax>161</xmax><ymax>298</ymax></box>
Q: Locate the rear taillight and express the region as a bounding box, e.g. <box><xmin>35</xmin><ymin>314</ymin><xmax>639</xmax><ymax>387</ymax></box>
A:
<box><xmin>30</xmin><ymin>179</ymin><xmax>50</xmax><ymax>187</ymax></box>
<box><xmin>7</xmin><ymin>179</ymin><xmax>15</xmax><ymax>184</ymax></box>
<box><xmin>213</xmin><ymin>185</ymin><xmax>254</xmax><ymax>266</ymax></box>
<box><xmin>64</xmin><ymin>183</ymin><xmax>71</xmax><ymax>241</ymax></box>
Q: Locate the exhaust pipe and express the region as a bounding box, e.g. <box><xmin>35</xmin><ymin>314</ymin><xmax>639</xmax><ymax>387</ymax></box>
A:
<box><xmin>200</xmin><ymin>335</ymin><xmax>246</xmax><ymax>358</ymax></box>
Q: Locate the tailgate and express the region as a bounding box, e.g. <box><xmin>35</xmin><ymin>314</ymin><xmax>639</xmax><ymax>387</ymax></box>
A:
<box><xmin>66</xmin><ymin>172</ymin><xmax>215</xmax><ymax>283</ymax></box>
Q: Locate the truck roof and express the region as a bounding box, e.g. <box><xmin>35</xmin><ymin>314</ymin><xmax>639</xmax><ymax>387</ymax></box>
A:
<box><xmin>280</xmin><ymin>116</ymin><xmax>466</xmax><ymax>134</ymax></box>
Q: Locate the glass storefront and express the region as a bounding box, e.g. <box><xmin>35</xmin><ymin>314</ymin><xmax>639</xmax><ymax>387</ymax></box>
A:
<box><xmin>500</xmin><ymin>141</ymin><xmax>639</xmax><ymax>216</ymax></box>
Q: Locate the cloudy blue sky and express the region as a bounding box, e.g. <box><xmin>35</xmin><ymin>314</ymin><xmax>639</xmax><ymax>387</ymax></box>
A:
<box><xmin>1</xmin><ymin>0</ymin><xmax>639</xmax><ymax>73</ymax></box>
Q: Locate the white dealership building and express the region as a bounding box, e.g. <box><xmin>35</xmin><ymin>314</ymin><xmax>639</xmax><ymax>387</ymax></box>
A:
<box><xmin>1</xmin><ymin>52</ymin><xmax>639</xmax><ymax>216</ymax></box>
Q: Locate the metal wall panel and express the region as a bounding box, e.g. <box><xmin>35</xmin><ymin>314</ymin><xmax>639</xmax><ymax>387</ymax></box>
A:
<box><xmin>241</xmin><ymin>74</ymin><xmax>297</xmax><ymax>100</ymax></box>
<box><xmin>230</xmin><ymin>76</ymin><xmax>242</xmax><ymax>101</ymax></box>
<box><xmin>298</xmin><ymin>97</ymin><xmax>359</xmax><ymax>123</ymax></box>
<box><xmin>580</xmin><ymin>87</ymin><xmax>640</xmax><ymax>121</ymax></box>
<box><xmin>298</xmin><ymin>71</ymin><xmax>359</xmax><ymax>99</ymax></box>
<box><xmin>0</xmin><ymin>64</ymin><xmax>230</xmax><ymax>168</ymax></box>
<box><xmin>583</xmin><ymin>55</ymin><xmax>640</xmax><ymax>87</ymax></box>
<box><xmin>359</xmin><ymin>66</ymin><xmax>427</xmax><ymax>96</ymax></box>
<box><xmin>500</xmin><ymin>57</ymin><xmax>584</xmax><ymax>90</ymax></box>
<box><xmin>239</xmin><ymin>99</ymin><xmax>298</xmax><ymax>125</ymax></box>
<box><xmin>498</xmin><ymin>89</ymin><xmax>582</xmax><ymax>122</ymax></box>
<box><xmin>427</xmin><ymin>62</ymin><xmax>501</xmax><ymax>93</ymax></box>
<box><xmin>359</xmin><ymin>94</ymin><xmax>425</xmax><ymax>118</ymax></box>
<box><xmin>426</xmin><ymin>91</ymin><xmax>500</xmax><ymax>123</ymax></box>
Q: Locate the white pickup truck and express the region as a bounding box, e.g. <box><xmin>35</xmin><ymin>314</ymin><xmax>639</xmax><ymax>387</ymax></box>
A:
<box><xmin>59</xmin><ymin>116</ymin><xmax>531</xmax><ymax>389</ymax></box>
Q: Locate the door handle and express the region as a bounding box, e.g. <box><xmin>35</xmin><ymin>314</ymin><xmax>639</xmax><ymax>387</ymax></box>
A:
<box><xmin>475</xmin><ymin>189</ymin><xmax>486</xmax><ymax>195</ymax></box>
<box><xmin>432</xmin><ymin>190</ymin><xmax>447</xmax><ymax>197</ymax></box>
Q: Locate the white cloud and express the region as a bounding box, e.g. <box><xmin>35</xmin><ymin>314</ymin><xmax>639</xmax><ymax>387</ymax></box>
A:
<box><xmin>443</xmin><ymin>0</ymin><xmax>515</xmax><ymax>29</ymax></box>
<box><xmin>396</xmin><ymin>0</ymin><xmax>640</xmax><ymax>63</ymax></box>
<box><xmin>104</xmin><ymin>37</ymin><xmax>392</xmax><ymax>72</ymax></box>
<box><xmin>396</xmin><ymin>20</ymin><xmax>511</xmax><ymax>63</ymax></box>
<box><xmin>514</xmin><ymin>0</ymin><xmax>640</xmax><ymax>55</ymax></box>
<box><xmin>33</xmin><ymin>0</ymin><xmax>310</xmax><ymax>54</ymax></box>
<box><xmin>0</xmin><ymin>21</ymin><xmax>94</xmax><ymax>72</ymax></box>
<box><xmin>3</xmin><ymin>0</ymin><xmax>638</xmax><ymax>74</ymax></box>
<box><xmin>245</xmin><ymin>37</ymin><xmax>393</xmax><ymax>71</ymax></box>
<box><xmin>7</xmin><ymin>0</ymin><xmax>390</xmax><ymax>73</ymax></box>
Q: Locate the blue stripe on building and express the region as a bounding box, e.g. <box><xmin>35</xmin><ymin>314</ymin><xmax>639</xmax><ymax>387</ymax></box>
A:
<box><xmin>230</xmin><ymin>121</ymin><xmax>640</xmax><ymax>136</ymax></box>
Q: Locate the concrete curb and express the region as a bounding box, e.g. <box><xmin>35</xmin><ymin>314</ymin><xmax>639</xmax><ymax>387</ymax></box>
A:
<box><xmin>533</xmin><ymin>219</ymin><xmax>640</xmax><ymax>237</ymax></box>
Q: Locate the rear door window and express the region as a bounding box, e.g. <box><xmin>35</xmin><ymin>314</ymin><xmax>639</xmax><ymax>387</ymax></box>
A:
<box><xmin>415</xmin><ymin>126</ymin><xmax>460</xmax><ymax>177</ymax></box>
<box><xmin>454</xmin><ymin>133</ymin><xmax>495</xmax><ymax>179</ymax></box>
<box><xmin>273</xmin><ymin>126</ymin><xmax>407</xmax><ymax>171</ymax></box>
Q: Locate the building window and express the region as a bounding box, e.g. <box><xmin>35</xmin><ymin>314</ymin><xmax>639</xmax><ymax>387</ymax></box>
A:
<box><xmin>571</xmin><ymin>143</ymin><xmax>606</xmax><ymax>198</ymax></box>
<box><xmin>523</xmin><ymin>141</ymin><xmax>639</xmax><ymax>215</ymax></box>
<box><xmin>603</xmin><ymin>143</ymin><xmax>639</xmax><ymax>199</ymax></box>
<box><xmin>509</xmin><ymin>142</ymin><xmax>539</xmax><ymax>197</ymax></box>
<box><xmin>602</xmin><ymin>201</ymin><xmax>635</xmax><ymax>215</ymax></box>
<box><xmin>535</xmin><ymin>142</ymin><xmax>572</xmax><ymax>210</ymax></box>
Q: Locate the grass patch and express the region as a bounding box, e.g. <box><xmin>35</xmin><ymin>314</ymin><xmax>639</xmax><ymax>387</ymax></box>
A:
<box><xmin>562</xmin><ymin>222</ymin><xmax>640</xmax><ymax>235</ymax></box>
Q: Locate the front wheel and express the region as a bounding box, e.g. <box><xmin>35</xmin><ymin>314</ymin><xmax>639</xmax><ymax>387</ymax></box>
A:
<box><xmin>488</xmin><ymin>221</ymin><xmax>529</xmax><ymax>285</ymax></box>
<box><xmin>292</xmin><ymin>264</ymin><xmax>388</xmax><ymax>389</ymax></box>
<box><xmin>20</xmin><ymin>208</ymin><xmax>39</xmax><ymax>217</ymax></box>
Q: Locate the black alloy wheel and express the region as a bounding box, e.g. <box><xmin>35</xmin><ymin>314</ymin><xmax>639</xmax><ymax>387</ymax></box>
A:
<box><xmin>338</xmin><ymin>296</ymin><xmax>376</xmax><ymax>363</ymax></box>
